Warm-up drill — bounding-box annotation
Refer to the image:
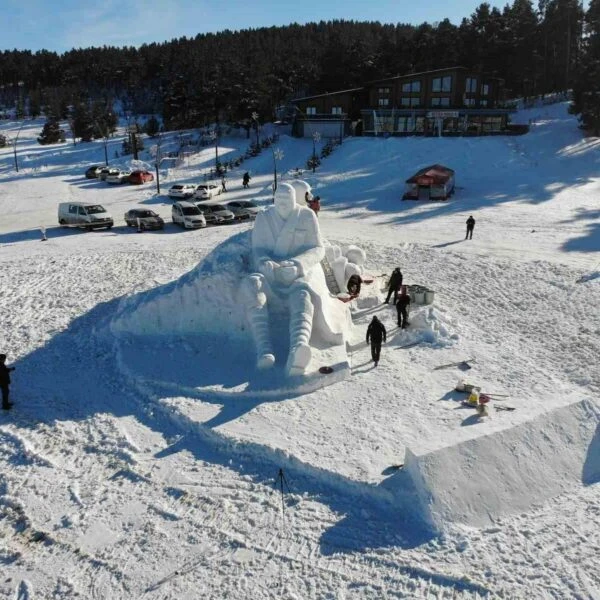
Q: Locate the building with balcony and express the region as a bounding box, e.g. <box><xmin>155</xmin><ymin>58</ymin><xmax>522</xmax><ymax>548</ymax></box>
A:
<box><xmin>291</xmin><ymin>67</ymin><xmax>516</xmax><ymax>138</ymax></box>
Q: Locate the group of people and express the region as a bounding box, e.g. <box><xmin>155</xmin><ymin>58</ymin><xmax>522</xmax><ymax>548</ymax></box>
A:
<box><xmin>365</xmin><ymin>266</ymin><xmax>412</xmax><ymax>366</ymax></box>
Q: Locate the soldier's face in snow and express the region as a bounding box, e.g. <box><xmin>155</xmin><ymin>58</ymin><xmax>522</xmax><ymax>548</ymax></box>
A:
<box><xmin>275</xmin><ymin>188</ymin><xmax>296</xmax><ymax>219</ymax></box>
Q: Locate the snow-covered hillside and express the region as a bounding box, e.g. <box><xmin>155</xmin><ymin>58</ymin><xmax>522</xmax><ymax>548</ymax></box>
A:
<box><xmin>0</xmin><ymin>103</ymin><xmax>598</xmax><ymax>599</ymax></box>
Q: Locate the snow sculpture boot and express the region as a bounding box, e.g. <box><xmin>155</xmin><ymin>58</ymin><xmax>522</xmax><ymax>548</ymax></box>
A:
<box><xmin>286</xmin><ymin>289</ymin><xmax>314</xmax><ymax>376</ymax></box>
<box><xmin>243</xmin><ymin>275</ymin><xmax>275</xmax><ymax>369</ymax></box>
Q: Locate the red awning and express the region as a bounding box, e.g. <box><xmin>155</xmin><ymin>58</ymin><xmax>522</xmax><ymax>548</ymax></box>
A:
<box><xmin>406</xmin><ymin>164</ymin><xmax>454</xmax><ymax>185</ymax></box>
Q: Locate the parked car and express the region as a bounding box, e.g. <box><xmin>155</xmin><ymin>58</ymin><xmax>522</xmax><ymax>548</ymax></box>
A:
<box><xmin>226</xmin><ymin>200</ymin><xmax>261</xmax><ymax>220</ymax></box>
<box><xmin>193</xmin><ymin>183</ymin><xmax>222</xmax><ymax>200</ymax></box>
<box><xmin>172</xmin><ymin>201</ymin><xmax>207</xmax><ymax>229</ymax></box>
<box><xmin>98</xmin><ymin>166</ymin><xmax>115</xmax><ymax>181</ymax></box>
<box><xmin>58</xmin><ymin>202</ymin><xmax>113</xmax><ymax>230</ymax></box>
<box><xmin>194</xmin><ymin>202</ymin><xmax>235</xmax><ymax>225</ymax></box>
<box><xmin>106</xmin><ymin>170</ymin><xmax>132</xmax><ymax>184</ymax></box>
<box><xmin>129</xmin><ymin>170</ymin><xmax>154</xmax><ymax>185</ymax></box>
<box><xmin>124</xmin><ymin>208</ymin><xmax>164</xmax><ymax>230</ymax></box>
<box><xmin>85</xmin><ymin>165</ymin><xmax>103</xmax><ymax>179</ymax></box>
<box><xmin>168</xmin><ymin>183</ymin><xmax>196</xmax><ymax>199</ymax></box>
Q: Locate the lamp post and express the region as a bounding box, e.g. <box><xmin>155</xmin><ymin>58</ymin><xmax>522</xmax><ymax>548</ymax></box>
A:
<box><xmin>311</xmin><ymin>131</ymin><xmax>321</xmax><ymax>173</ymax></box>
<box><xmin>272</xmin><ymin>147</ymin><xmax>284</xmax><ymax>195</ymax></box>
<box><xmin>16</xmin><ymin>80</ymin><xmax>24</xmax><ymax>119</ymax></box>
<box><xmin>94</xmin><ymin>116</ymin><xmax>110</xmax><ymax>166</ymax></box>
<box><xmin>126</xmin><ymin>114</ymin><xmax>139</xmax><ymax>160</ymax></box>
<box><xmin>251</xmin><ymin>111</ymin><xmax>260</xmax><ymax>150</ymax></box>
<box><xmin>13</xmin><ymin>119</ymin><xmax>26</xmax><ymax>173</ymax></box>
<box><xmin>153</xmin><ymin>132</ymin><xmax>162</xmax><ymax>194</ymax></box>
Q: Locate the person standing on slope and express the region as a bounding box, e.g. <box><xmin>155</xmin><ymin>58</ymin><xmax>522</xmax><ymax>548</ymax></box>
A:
<box><xmin>466</xmin><ymin>215</ymin><xmax>475</xmax><ymax>240</ymax></box>
<box><xmin>366</xmin><ymin>316</ymin><xmax>386</xmax><ymax>367</ymax></box>
<box><xmin>0</xmin><ymin>354</ymin><xmax>16</xmax><ymax>410</ymax></box>
<box><xmin>395</xmin><ymin>285</ymin><xmax>411</xmax><ymax>329</ymax></box>
<box><xmin>384</xmin><ymin>267</ymin><xmax>403</xmax><ymax>304</ymax></box>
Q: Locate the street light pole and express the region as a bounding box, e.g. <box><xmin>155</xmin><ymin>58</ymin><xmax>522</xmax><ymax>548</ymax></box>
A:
<box><xmin>13</xmin><ymin>120</ymin><xmax>26</xmax><ymax>173</ymax></box>
<box><xmin>311</xmin><ymin>131</ymin><xmax>321</xmax><ymax>173</ymax></box>
<box><xmin>272</xmin><ymin>148</ymin><xmax>284</xmax><ymax>195</ymax></box>
<box><xmin>154</xmin><ymin>133</ymin><xmax>162</xmax><ymax>194</ymax></box>
<box><xmin>251</xmin><ymin>111</ymin><xmax>260</xmax><ymax>150</ymax></box>
<box><xmin>210</xmin><ymin>128</ymin><xmax>219</xmax><ymax>173</ymax></box>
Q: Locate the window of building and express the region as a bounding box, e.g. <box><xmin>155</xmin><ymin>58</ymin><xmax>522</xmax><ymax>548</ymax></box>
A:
<box><xmin>378</xmin><ymin>98</ymin><xmax>390</xmax><ymax>107</ymax></box>
<box><xmin>306</xmin><ymin>106</ymin><xmax>316</xmax><ymax>115</ymax></box>
<box><xmin>401</xmin><ymin>97</ymin><xmax>419</xmax><ymax>107</ymax></box>
<box><xmin>331</xmin><ymin>106</ymin><xmax>342</xmax><ymax>115</ymax></box>
<box><xmin>432</xmin><ymin>76</ymin><xmax>452</xmax><ymax>92</ymax></box>
<box><xmin>480</xmin><ymin>99</ymin><xmax>488</xmax><ymax>107</ymax></box>
<box><xmin>481</xmin><ymin>84</ymin><xmax>489</xmax><ymax>96</ymax></box>
<box><xmin>401</xmin><ymin>80</ymin><xmax>421</xmax><ymax>93</ymax></box>
<box><xmin>431</xmin><ymin>97</ymin><xmax>451</xmax><ymax>107</ymax></box>
<box><xmin>463</xmin><ymin>98</ymin><xmax>476</xmax><ymax>107</ymax></box>
<box><xmin>377</xmin><ymin>87</ymin><xmax>391</xmax><ymax>95</ymax></box>
<box><xmin>465</xmin><ymin>77</ymin><xmax>477</xmax><ymax>93</ymax></box>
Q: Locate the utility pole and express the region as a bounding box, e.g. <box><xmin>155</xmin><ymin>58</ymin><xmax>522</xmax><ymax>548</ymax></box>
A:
<box><xmin>154</xmin><ymin>133</ymin><xmax>162</xmax><ymax>194</ymax></box>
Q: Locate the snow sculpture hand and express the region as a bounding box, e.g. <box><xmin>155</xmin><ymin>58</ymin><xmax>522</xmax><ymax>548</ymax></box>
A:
<box><xmin>258</xmin><ymin>259</ymin><xmax>278</xmax><ymax>282</ymax></box>
<box><xmin>275</xmin><ymin>263</ymin><xmax>298</xmax><ymax>285</ymax></box>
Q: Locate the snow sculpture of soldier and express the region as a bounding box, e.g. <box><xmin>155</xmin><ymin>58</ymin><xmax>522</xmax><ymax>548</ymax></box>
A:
<box><xmin>241</xmin><ymin>182</ymin><xmax>346</xmax><ymax>376</ymax></box>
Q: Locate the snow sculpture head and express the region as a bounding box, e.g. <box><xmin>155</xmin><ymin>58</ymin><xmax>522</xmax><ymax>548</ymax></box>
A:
<box><xmin>274</xmin><ymin>182</ymin><xmax>297</xmax><ymax>219</ymax></box>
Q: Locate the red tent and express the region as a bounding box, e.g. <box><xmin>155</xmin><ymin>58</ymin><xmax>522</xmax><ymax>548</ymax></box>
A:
<box><xmin>403</xmin><ymin>164</ymin><xmax>455</xmax><ymax>200</ymax></box>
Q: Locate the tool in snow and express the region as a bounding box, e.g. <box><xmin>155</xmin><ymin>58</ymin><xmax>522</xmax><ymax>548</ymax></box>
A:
<box><xmin>433</xmin><ymin>358</ymin><xmax>476</xmax><ymax>371</ymax></box>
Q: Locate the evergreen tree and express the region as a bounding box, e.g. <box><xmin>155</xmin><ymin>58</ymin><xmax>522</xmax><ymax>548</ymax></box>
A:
<box><xmin>71</xmin><ymin>102</ymin><xmax>94</xmax><ymax>142</ymax></box>
<box><xmin>38</xmin><ymin>118</ymin><xmax>64</xmax><ymax>144</ymax></box>
<box><xmin>570</xmin><ymin>0</ymin><xmax>600</xmax><ymax>134</ymax></box>
<box><xmin>144</xmin><ymin>115</ymin><xmax>160</xmax><ymax>137</ymax></box>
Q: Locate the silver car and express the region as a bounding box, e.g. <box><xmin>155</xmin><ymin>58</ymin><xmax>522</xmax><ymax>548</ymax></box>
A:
<box><xmin>194</xmin><ymin>202</ymin><xmax>235</xmax><ymax>225</ymax></box>
<box><xmin>226</xmin><ymin>200</ymin><xmax>261</xmax><ymax>220</ymax></box>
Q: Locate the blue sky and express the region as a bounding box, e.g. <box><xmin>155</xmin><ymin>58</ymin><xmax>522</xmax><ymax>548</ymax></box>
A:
<box><xmin>2</xmin><ymin>0</ymin><xmax>517</xmax><ymax>54</ymax></box>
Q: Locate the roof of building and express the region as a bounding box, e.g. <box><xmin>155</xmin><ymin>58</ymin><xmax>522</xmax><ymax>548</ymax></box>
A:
<box><xmin>366</xmin><ymin>67</ymin><xmax>505</xmax><ymax>85</ymax></box>
<box><xmin>406</xmin><ymin>164</ymin><xmax>455</xmax><ymax>185</ymax></box>
<box><xmin>291</xmin><ymin>87</ymin><xmax>364</xmax><ymax>102</ymax></box>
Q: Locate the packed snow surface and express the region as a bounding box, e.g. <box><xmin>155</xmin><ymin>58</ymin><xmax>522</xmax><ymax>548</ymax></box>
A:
<box><xmin>0</xmin><ymin>102</ymin><xmax>599</xmax><ymax>598</ymax></box>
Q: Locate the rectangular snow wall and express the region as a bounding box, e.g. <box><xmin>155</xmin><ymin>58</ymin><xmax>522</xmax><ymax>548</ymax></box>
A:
<box><xmin>403</xmin><ymin>397</ymin><xmax>600</xmax><ymax>531</ymax></box>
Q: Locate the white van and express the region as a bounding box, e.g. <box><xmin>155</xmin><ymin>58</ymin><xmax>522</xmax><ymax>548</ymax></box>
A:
<box><xmin>58</xmin><ymin>202</ymin><xmax>114</xmax><ymax>230</ymax></box>
<box><xmin>172</xmin><ymin>201</ymin><xmax>206</xmax><ymax>229</ymax></box>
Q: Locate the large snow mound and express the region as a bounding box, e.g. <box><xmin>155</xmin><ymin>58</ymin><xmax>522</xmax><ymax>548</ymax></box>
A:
<box><xmin>404</xmin><ymin>395</ymin><xmax>600</xmax><ymax>530</ymax></box>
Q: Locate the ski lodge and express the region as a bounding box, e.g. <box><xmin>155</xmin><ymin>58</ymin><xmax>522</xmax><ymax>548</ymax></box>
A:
<box><xmin>291</xmin><ymin>66</ymin><xmax>517</xmax><ymax>138</ymax></box>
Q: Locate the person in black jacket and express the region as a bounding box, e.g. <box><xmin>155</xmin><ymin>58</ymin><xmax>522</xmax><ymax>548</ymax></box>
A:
<box><xmin>384</xmin><ymin>267</ymin><xmax>403</xmax><ymax>304</ymax></box>
<box><xmin>0</xmin><ymin>354</ymin><xmax>15</xmax><ymax>410</ymax></box>
<box><xmin>366</xmin><ymin>316</ymin><xmax>386</xmax><ymax>366</ymax></box>
<box><xmin>466</xmin><ymin>215</ymin><xmax>475</xmax><ymax>240</ymax></box>
<box><xmin>347</xmin><ymin>273</ymin><xmax>362</xmax><ymax>296</ymax></box>
<box><xmin>395</xmin><ymin>285</ymin><xmax>411</xmax><ymax>329</ymax></box>
<box><xmin>242</xmin><ymin>172</ymin><xmax>251</xmax><ymax>188</ymax></box>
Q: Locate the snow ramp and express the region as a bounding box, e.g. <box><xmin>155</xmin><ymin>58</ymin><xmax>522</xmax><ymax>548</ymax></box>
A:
<box><xmin>401</xmin><ymin>395</ymin><xmax>600</xmax><ymax>531</ymax></box>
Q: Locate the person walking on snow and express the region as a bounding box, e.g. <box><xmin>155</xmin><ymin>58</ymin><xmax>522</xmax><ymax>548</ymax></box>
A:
<box><xmin>242</xmin><ymin>172</ymin><xmax>251</xmax><ymax>188</ymax></box>
<box><xmin>466</xmin><ymin>215</ymin><xmax>475</xmax><ymax>240</ymax></box>
<box><xmin>384</xmin><ymin>267</ymin><xmax>403</xmax><ymax>304</ymax></box>
<box><xmin>366</xmin><ymin>316</ymin><xmax>386</xmax><ymax>366</ymax></box>
<box><xmin>395</xmin><ymin>285</ymin><xmax>411</xmax><ymax>329</ymax></box>
<box><xmin>221</xmin><ymin>176</ymin><xmax>227</xmax><ymax>193</ymax></box>
<box><xmin>0</xmin><ymin>354</ymin><xmax>15</xmax><ymax>410</ymax></box>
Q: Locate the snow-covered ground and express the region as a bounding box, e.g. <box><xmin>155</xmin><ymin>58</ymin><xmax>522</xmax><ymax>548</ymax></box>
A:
<box><xmin>0</xmin><ymin>103</ymin><xmax>599</xmax><ymax>599</ymax></box>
